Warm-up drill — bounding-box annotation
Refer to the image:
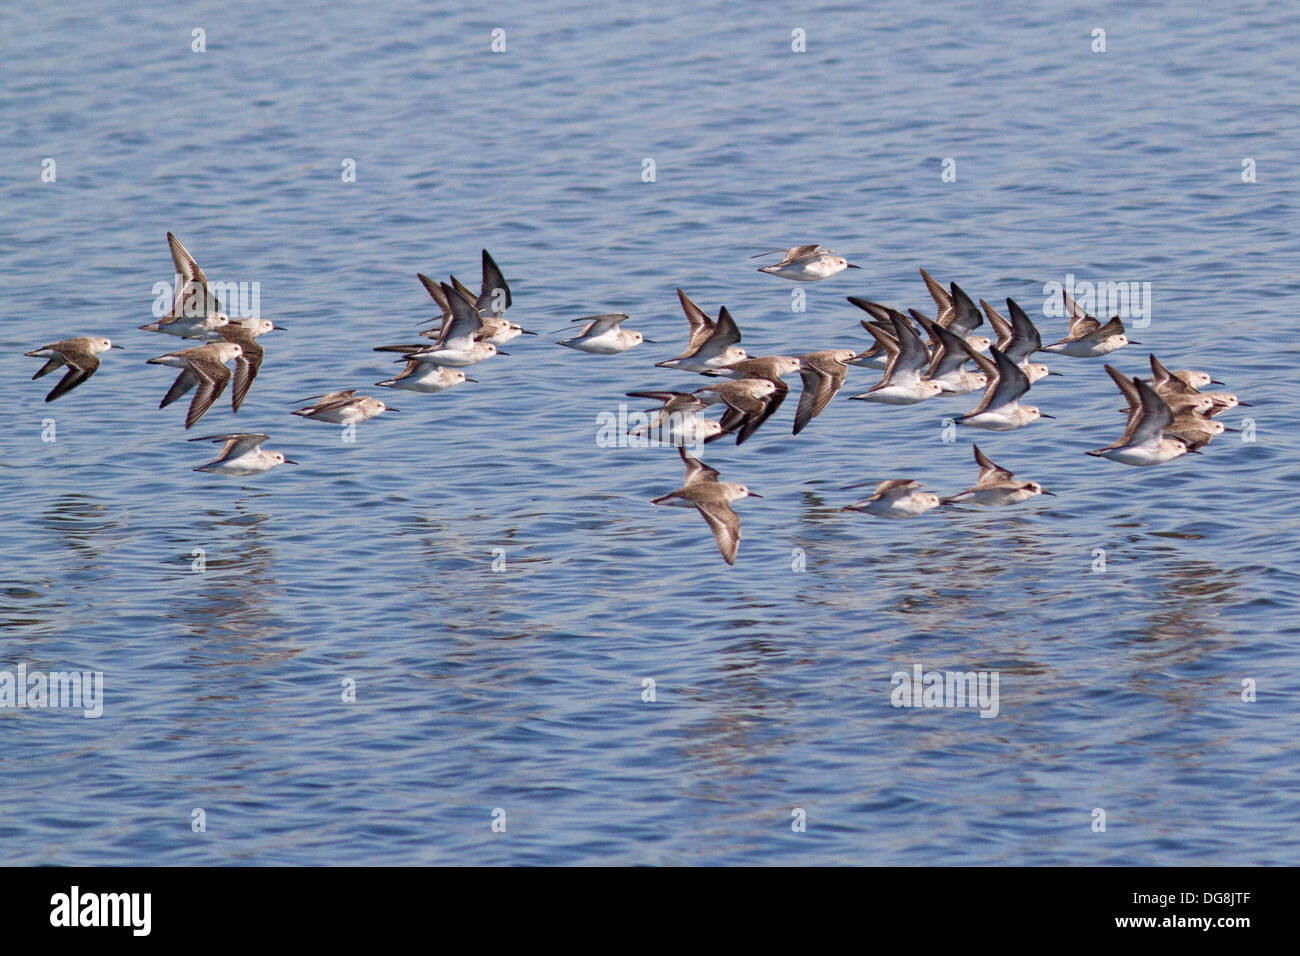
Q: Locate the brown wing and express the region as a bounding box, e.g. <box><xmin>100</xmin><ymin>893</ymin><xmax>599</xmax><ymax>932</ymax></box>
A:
<box><xmin>1062</xmin><ymin>290</ymin><xmax>1101</xmax><ymax>337</ymax></box>
<box><xmin>693</xmin><ymin>493</ymin><xmax>741</xmax><ymax>565</ymax></box>
<box><xmin>777</xmin><ymin>244</ymin><xmax>821</xmax><ymax>264</ymax></box>
<box><xmin>418</xmin><ymin>273</ymin><xmax>453</xmax><ymax>319</ymax></box>
<box><xmin>1106</xmin><ymin>364</ymin><xmax>1141</xmax><ymax>412</ymax></box>
<box><xmin>477</xmin><ymin>250</ymin><xmax>512</xmax><ymax>317</ymax></box>
<box><xmin>793</xmin><ymin>354</ymin><xmax>846</xmax><ymax>434</ymax></box>
<box><xmin>980</xmin><ymin>299</ymin><xmax>1013</xmax><ymax>349</ymax></box>
<box><xmin>870</xmin><ymin>478</ymin><xmax>921</xmax><ymax>501</ymax></box>
<box><xmin>163</xmin><ymin>232</ymin><xmax>222</xmax><ymax>320</ymax></box>
<box><xmin>674</xmin><ymin>288</ymin><xmax>714</xmax><ymax>356</ymax></box>
<box><xmin>920</xmin><ymin>268</ymin><xmax>953</xmax><ymax>318</ymax></box>
<box><xmin>183</xmin><ymin>353</ymin><xmax>233</xmax><ymax>429</ymax></box>
<box><xmin>218</xmin><ymin>326</ymin><xmax>263</xmax><ymax>412</ymax></box>
<box><xmin>159</xmin><ymin>368</ymin><xmax>198</xmax><ymax>408</ymax></box>
<box><xmin>734</xmin><ymin>380</ymin><xmax>786</xmax><ymax>444</ymax></box>
<box><xmin>44</xmin><ymin>350</ymin><xmax>100</xmax><ymax>401</ymax></box>
<box><xmin>679</xmin><ymin>446</ymin><xmax>721</xmax><ymax>485</ymax></box>
<box><xmin>973</xmin><ymin>444</ymin><xmax>1015</xmax><ymax>485</ymax></box>
<box><xmin>230</xmin><ymin>350</ymin><xmax>259</xmax><ymax>412</ymax></box>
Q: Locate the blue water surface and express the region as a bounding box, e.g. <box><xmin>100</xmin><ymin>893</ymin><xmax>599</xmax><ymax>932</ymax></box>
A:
<box><xmin>2</xmin><ymin>0</ymin><xmax>1298</xmax><ymax>864</ymax></box>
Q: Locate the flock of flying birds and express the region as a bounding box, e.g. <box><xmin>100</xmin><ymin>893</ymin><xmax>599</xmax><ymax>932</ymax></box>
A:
<box><xmin>24</xmin><ymin>240</ymin><xmax>1247</xmax><ymax>565</ymax></box>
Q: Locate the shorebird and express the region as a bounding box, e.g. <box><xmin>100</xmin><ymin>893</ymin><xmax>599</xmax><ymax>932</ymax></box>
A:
<box><xmin>794</xmin><ymin>349</ymin><xmax>856</xmax><ymax>433</ymax></box>
<box><xmin>291</xmin><ymin>390</ymin><xmax>395</xmax><ymax>424</ymax></box>
<box><xmin>1087</xmin><ymin>368</ymin><xmax>1195</xmax><ymax>465</ymax></box>
<box><xmin>845</xmin><ymin>298</ymin><xmax>896</xmax><ymax>369</ymax></box>
<box><xmin>1105</xmin><ymin>364</ymin><xmax>1227</xmax><ymax>449</ymax></box>
<box><xmin>634</xmin><ymin>379</ymin><xmax>781</xmax><ymax>445</ymax></box>
<box><xmin>943</xmin><ymin>445</ymin><xmax>1055</xmax><ymax>505</ymax></box>
<box><xmin>843</xmin><ymin>479</ymin><xmax>941</xmax><ymax>518</ymax></box>
<box><xmin>752</xmin><ymin>245</ymin><xmax>859</xmax><ymax>281</ymax></box>
<box><xmin>955</xmin><ymin>343</ymin><xmax>1052</xmax><ymax>430</ymax></box>
<box><xmin>1165</xmin><ymin>410</ymin><xmax>1229</xmax><ymax>447</ymax></box>
<box><xmin>918</xmin><ymin>271</ymin><xmax>992</xmax><ymax>353</ymax></box>
<box><xmin>205</xmin><ymin>318</ymin><xmax>284</xmax><ymax>411</ymax></box>
<box><xmin>1166</xmin><ymin>367</ymin><xmax>1224</xmax><ymax>390</ymax></box>
<box><xmin>651</xmin><ymin>446</ymin><xmax>762</xmax><ymax>565</ymax></box>
<box><xmin>24</xmin><ymin>336</ymin><xmax>121</xmax><ymax>402</ymax></box>
<box><xmin>558</xmin><ymin>313</ymin><xmax>649</xmax><ymax>354</ymax></box>
<box><xmin>378</xmin><ymin>282</ymin><xmax>502</xmax><ymax>366</ymax></box>
<box><xmin>147</xmin><ymin>341</ymin><xmax>246</xmax><ymax>429</ymax></box>
<box><xmin>140</xmin><ymin>232</ymin><xmax>233</xmax><ymax>339</ymax></box>
<box><xmin>420</xmin><ymin>250</ymin><xmax>535</xmax><ymax>344</ymax></box>
<box><xmin>912</xmin><ymin>312</ymin><xmax>987</xmax><ymax>395</ymax></box>
<box><xmin>979</xmin><ymin>298</ymin><xmax>1058</xmax><ymax>383</ymax></box>
<box><xmin>703</xmin><ymin>354</ymin><xmax>802</xmax><ymax>384</ymax></box>
<box><xmin>624</xmin><ymin>391</ymin><xmax>724</xmax><ymax>446</ymax></box>
<box><xmin>190</xmin><ymin>433</ymin><xmax>296</xmax><ymax>476</ymax></box>
<box><xmin>656</xmin><ymin>293</ymin><xmax>747</xmax><ymax>372</ymax></box>
<box><xmin>1148</xmin><ymin>354</ymin><xmax>1246</xmax><ymax>415</ymax></box>
<box><xmin>702</xmin><ymin>355</ymin><xmax>802</xmax><ymax>439</ymax></box>
<box><xmin>1041</xmin><ymin>290</ymin><xmax>1137</xmax><ymax>357</ymax></box>
<box><xmin>416</xmin><ymin>273</ymin><xmax>454</xmax><ymax>330</ymax></box>
<box><xmin>376</xmin><ymin>362</ymin><xmax>473</xmax><ymax>393</ymax></box>
<box><xmin>850</xmin><ymin>313</ymin><xmax>945</xmax><ymax>404</ymax></box>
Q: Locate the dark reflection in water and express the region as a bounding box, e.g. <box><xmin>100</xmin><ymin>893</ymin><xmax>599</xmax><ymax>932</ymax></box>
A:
<box><xmin>168</xmin><ymin>496</ymin><xmax>299</xmax><ymax>673</ymax></box>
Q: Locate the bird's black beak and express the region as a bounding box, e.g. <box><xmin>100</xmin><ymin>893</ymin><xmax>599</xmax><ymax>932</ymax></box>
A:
<box><xmin>846</xmin><ymin>263</ymin><xmax>861</xmax><ymax>269</ymax></box>
<box><xmin>747</xmin><ymin>492</ymin><xmax>764</xmax><ymax>499</ymax></box>
<box><xmin>110</xmin><ymin>344</ymin><xmax>125</xmax><ymax>349</ymax></box>
<box><xmin>1222</xmin><ymin>426</ymin><xmax>1239</xmax><ymax>432</ymax></box>
<box><xmin>519</xmin><ymin>328</ymin><xmax>538</xmax><ymax>335</ymax></box>
<box><xmin>385</xmin><ymin>407</ymin><xmax>400</xmax><ymax>413</ymax></box>
<box><xmin>642</xmin><ymin>338</ymin><xmax>658</xmax><ymax>344</ymax></box>
<box><xmin>495</xmin><ymin>350</ymin><xmax>510</xmax><ymax>356</ymax></box>
<box><xmin>1210</xmin><ymin>379</ymin><xmax>1226</xmax><ymax>386</ymax></box>
<box><xmin>1128</xmin><ymin>340</ymin><xmax>1143</xmax><ymax>345</ymax></box>
<box><xmin>283</xmin><ymin>458</ymin><xmax>299</xmax><ymax>465</ymax></box>
<box><xmin>1041</xmin><ymin>489</ymin><xmax>1057</xmax><ymax>496</ymax></box>
<box><xmin>272</xmin><ymin>324</ymin><xmax>288</xmax><ymax>331</ymax></box>
<box><xmin>1237</xmin><ymin>401</ymin><xmax>1253</xmax><ymax>407</ymax></box>
<box><xmin>1047</xmin><ymin>370</ymin><xmax>1063</xmax><ymax>376</ymax></box>
<box><xmin>463</xmin><ymin>377</ymin><xmax>478</xmax><ymax>383</ymax></box>
<box><xmin>1040</xmin><ymin>413</ymin><xmax>1057</xmax><ymax>419</ymax></box>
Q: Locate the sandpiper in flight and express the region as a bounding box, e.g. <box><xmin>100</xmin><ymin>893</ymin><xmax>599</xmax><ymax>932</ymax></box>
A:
<box><xmin>206</xmin><ymin>317</ymin><xmax>285</xmax><ymax>412</ymax></box>
<box><xmin>752</xmin><ymin>245</ymin><xmax>860</xmax><ymax>281</ymax></box>
<box><xmin>794</xmin><ymin>349</ymin><xmax>856</xmax><ymax>434</ymax></box>
<box><xmin>651</xmin><ymin>446</ymin><xmax>762</xmax><ymax>565</ymax></box>
<box><xmin>1041</xmin><ymin>290</ymin><xmax>1137</xmax><ymax>357</ymax></box>
<box><xmin>1087</xmin><ymin>369</ymin><xmax>1195</xmax><ymax>465</ymax></box>
<box><xmin>190</xmin><ymin>433</ymin><xmax>297</xmax><ymax>476</ymax></box>
<box><xmin>140</xmin><ymin>232</ymin><xmax>233</xmax><ymax>339</ymax></box>
<box><xmin>655</xmin><ymin>292</ymin><xmax>746</xmax><ymax>372</ymax></box>
<box><xmin>291</xmin><ymin>390</ymin><xmax>396</xmax><ymax>424</ymax></box>
<box><xmin>557</xmin><ymin>313</ymin><xmax>649</xmax><ymax>354</ymax></box>
<box><xmin>850</xmin><ymin>313</ymin><xmax>945</xmax><ymax>404</ymax></box>
<box><xmin>147</xmin><ymin>341</ymin><xmax>247</xmax><ymax>429</ymax></box>
<box><xmin>943</xmin><ymin>445</ymin><xmax>1055</xmax><ymax>505</ymax></box>
<box><xmin>843</xmin><ymin>479</ymin><xmax>941</xmax><ymax>518</ymax></box>
<box><xmin>955</xmin><ymin>343</ymin><xmax>1053</xmax><ymax>431</ymax></box>
<box><xmin>25</xmin><ymin>336</ymin><xmax>122</xmax><ymax>402</ymax></box>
